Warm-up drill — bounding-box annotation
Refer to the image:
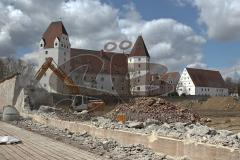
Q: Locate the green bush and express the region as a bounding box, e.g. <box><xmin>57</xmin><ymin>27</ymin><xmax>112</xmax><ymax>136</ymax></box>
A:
<box><xmin>168</xmin><ymin>92</ymin><xmax>179</xmax><ymax>97</ymax></box>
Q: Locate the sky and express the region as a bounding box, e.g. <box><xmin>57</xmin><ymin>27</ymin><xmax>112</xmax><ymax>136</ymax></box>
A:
<box><xmin>0</xmin><ymin>0</ymin><xmax>240</xmax><ymax>78</ymax></box>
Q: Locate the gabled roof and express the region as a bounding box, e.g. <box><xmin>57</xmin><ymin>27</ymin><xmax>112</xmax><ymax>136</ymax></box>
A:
<box><xmin>70</xmin><ymin>48</ymin><xmax>128</xmax><ymax>75</ymax></box>
<box><xmin>186</xmin><ymin>68</ymin><xmax>227</xmax><ymax>88</ymax></box>
<box><xmin>161</xmin><ymin>72</ymin><xmax>180</xmax><ymax>81</ymax></box>
<box><xmin>42</xmin><ymin>21</ymin><xmax>68</xmax><ymax>48</ymax></box>
<box><xmin>129</xmin><ymin>36</ymin><xmax>150</xmax><ymax>57</ymax></box>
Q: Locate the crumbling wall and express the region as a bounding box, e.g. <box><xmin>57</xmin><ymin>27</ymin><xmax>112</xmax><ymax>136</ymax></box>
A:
<box><xmin>0</xmin><ymin>75</ymin><xmax>17</xmax><ymax>113</ymax></box>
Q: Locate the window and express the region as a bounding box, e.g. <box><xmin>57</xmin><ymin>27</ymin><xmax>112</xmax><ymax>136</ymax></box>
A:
<box><xmin>138</xmin><ymin>64</ymin><xmax>141</xmax><ymax>68</ymax></box>
<box><xmin>44</xmin><ymin>84</ymin><xmax>47</xmax><ymax>87</ymax></box>
<box><xmin>138</xmin><ymin>58</ymin><xmax>141</xmax><ymax>61</ymax></box>
<box><xmin>112</xmin><ymin>86</ymin><xmax>114</xmax><ymax>90</ymax></box>
<box><xmin>101</xmin><ymin>77</ymin><xmax>104</xmax><ymax>81</ymax></box>
<box><xmin>137</xmin><ymin>87</ymin><xmax>140</xmax><ymax>90</ymax></box>
<box><xmin>61</xmin><ymin>44</ymin><xmax>63</xmax><ymax>47</ymax></box>
<box><xmin>189</xmin><ymin>88</ymin><xmax>191</xmax><ymax>91</ymax></box>
<box><xmin>112</xmin><ymin>77</ymin><xmax>115</xmax><ymax>82</ymax></box>
<box><xmin>40</xmin><ymin>44</ymin><xmax>43</xmax><ymax>47</ymax></box>
<box><xmin>138</xmin><ymin>71</ymin><xmax>141</xmax><ymax>74</ymax></box>
<box><xmin>64</xmin><ymin>52</ymin><xmax>66</xmax><ymax>55</ymax></box>
<box><xmin>101</xmin><ymin>86</ymin><xmax>103</xmax><ymax>89</ymax></box>
<box><xmin>208</xmin><ymin>89</ymin><xmax>210</xmax><ymax>91</ymax></box>
<box><xmin>122</xmin><ymin>87</ymin><xmax>124</xmax><ymax>90</ymax></box>
<box><xmin>137</xmin><ymin>79</ymin><xmax>140</xmax><ymax>83</ymax></box>
<box><xmin>55</xmin><ymin>43</ymin><xmax>58</xmax><ymax>46</ymax></box>
<box><xmin>202</xmin><ymin>88</ymin><xmax>203</xmax><ymax>91</ymax></box>
<box><xmin>45</xmin><ymin>51</ymin><xmax>48</xmax><ymax>55</ymax></box>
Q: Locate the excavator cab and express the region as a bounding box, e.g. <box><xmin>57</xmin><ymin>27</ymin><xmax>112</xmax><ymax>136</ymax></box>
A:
<box><xmin>71</xmin><ymin>95</ymin><xmax>88</xmax><ymax>111</ymax></box>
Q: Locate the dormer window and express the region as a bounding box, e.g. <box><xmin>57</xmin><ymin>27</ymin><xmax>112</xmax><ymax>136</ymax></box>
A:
<box><xmin>55</xmin><ymin>43</ymin><xmax>58</xmax><ymax>46</ymax></box>
<box><xmin>45</xmin><ymin>51</ymin><xmax>48</xmax><ymax>55</ymax></box>
<box><xmin>40</xmin><ymin>44</ymin><xmax>43</xmax><ymax>47</ymax></box>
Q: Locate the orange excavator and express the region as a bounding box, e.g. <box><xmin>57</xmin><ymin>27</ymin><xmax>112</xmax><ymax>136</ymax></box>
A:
<box><xmin>35</xmin><ymin>57</ymin><xmax>80</xmax><ymax>94</ymax></box>
<box><xmin>34</xmin><ymin>57</ymin><xmax>104</xmax><ymax>112</ymax></box>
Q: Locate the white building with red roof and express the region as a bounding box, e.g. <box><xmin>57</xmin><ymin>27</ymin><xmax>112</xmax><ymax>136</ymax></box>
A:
<box><xmin>177</xmin><ymin>68</ymin><xmax>228</xmax><ymax>96</ymax></box>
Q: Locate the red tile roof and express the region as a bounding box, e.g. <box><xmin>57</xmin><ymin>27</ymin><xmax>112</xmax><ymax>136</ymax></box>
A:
<box><xmin>130</xmin><ymin>36</ymin><xmax>150</xmax><ymax>57</ymax></box>
<box><xmin>160</xmin><ymin>72</ymin><xmax>180</xmax><ymax>81</ymax></box>
<box><xmin>70</xmin><ymin>49</ymin><xmax>128</xmax><ymax>75</ymax></box>
<box><xmin>186</xmin><ymin>68</ymin><xmax>227</xmax><ymax>88</ymax></box>
<box><xmin>42</xmin><ymin>21</ymin><xmax>68</xmax><ymax>48</ymax></box>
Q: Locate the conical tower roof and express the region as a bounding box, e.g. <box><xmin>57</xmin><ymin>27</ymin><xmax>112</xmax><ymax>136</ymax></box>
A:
<box><xmin>130</xmin><ymin>35</ymin><xmax>150</xmax><ymax>57</ymax></box>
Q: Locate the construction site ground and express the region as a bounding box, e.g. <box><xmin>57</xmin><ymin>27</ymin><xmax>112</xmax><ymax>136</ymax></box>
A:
<box><xmin>0</xmin><ymin>121</ymin><xmax>102</xmax><ymax>160</ymax></box>
<box><xmin>166</xmin><ymin>96</ymin><xmax>240</xmax><ymax>133</ymax></box>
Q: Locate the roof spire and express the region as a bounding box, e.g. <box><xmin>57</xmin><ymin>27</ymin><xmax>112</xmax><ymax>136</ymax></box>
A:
<box><xmin>130</xmin><ymin>35</ymin><xmax>150</xmax><ymax>57</ymax></box>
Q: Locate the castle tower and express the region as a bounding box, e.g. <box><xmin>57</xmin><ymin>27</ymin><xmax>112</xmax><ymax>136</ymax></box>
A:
<box><xmin>128</xmin><ymin>35</ymin><xmax>150</xmax><ymax>96</ymax></box>
<box><xmin>38</xmin><ymin>21</ymin><xmax>71</xmax><ymax>92</ymax></box>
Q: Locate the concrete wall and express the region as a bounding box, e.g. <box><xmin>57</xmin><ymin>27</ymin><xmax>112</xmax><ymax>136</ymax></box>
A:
<box><xmin>21</xmin><ymin>113</ymin><xmax>240</xmax><ymax>160</ymax></box>
<box><xmin>0</xmin><ymin>76</ymin><xmax>17</xmax><ymax>113</ymax></box>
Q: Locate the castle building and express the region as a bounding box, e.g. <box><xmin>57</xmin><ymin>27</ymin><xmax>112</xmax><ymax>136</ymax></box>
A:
<box><xmin>36</xmin><ymin>21</ymin><xmax>171</xmax><ymax>97</ymax></box>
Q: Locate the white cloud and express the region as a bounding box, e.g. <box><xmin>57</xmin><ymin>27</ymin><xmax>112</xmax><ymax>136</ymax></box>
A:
<box><xmin>1</xmin><ymin>0</ymin><xmax>206</xmax><ymax>71</ymax></box>
<box><xmin>178</xmin><ymin>0</ymin><xmax>240</xmax><ymax>41</ymax></box>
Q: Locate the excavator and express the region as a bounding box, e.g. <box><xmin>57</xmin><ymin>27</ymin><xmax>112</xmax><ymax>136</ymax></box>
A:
<box><xmin>34</xmin><ymin>57</ymin><xmax>105</xmax><ymax>112</ymax></box>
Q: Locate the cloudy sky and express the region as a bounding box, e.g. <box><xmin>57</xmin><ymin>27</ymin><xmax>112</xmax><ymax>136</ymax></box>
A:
<box><xmin>0</xmin><ymin>0</ymin><xmax>240</xmax><ymax>76</ymax></box>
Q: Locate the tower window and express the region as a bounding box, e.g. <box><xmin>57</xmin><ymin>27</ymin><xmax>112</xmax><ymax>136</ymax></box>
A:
<box><xmin>40</xmin><ymin>44</ymin><xmax>43</xmax><ymax>47</ymax></box>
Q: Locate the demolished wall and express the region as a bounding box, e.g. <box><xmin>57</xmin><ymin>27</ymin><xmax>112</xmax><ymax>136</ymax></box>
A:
<box><xmin>0</xmin><ymin>75</ymin><xmax>18</xmax><ymax>113</ymax></box>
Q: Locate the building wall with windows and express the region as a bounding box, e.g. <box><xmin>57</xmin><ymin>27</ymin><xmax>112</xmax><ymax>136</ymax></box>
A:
<box><xmin>177</xmin><ymin>68</ymin><xmax>228</xmax><ymax>96</ymax></box>
<box><xmin>128</xmin><ymin>56</ymin><xmax>150</xmax><ymax>96</ymax></box>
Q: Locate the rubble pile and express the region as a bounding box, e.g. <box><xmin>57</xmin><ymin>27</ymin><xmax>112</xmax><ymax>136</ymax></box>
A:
<box><xmin>11</xmin><ymin>119</ymin><xmax>182</xmax><ymax>160</ymax></box>
<box><xmin>144</xmin><ymin>122</ymin><xmax>240</xmax><ymax>148</ymax></box>
<box><xmin>90</xmin><ymin>117</ymin><xmax>240</xmax><ymax>149</ymax></box>
<box><xmin>108</xmin><ymin>97</ymin><xmax>200</xmax><ymax>124</ymax></box>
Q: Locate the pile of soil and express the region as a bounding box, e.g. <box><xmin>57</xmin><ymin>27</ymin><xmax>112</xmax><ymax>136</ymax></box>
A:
<box><xmin>107</xmin><ymin>97</ymin><xmax>200</xmax><ymax>124</ymax></box>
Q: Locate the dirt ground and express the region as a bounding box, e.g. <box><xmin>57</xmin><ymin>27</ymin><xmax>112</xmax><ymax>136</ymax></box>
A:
<box><xmin>167</xmin><ymin>96</ymin><xmax>240</xmax><ymax>133</ymax></box>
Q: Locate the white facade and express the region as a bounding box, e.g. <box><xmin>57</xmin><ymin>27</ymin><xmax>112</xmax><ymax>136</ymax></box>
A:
<box><xmin>37</xmin><ymin>34</ymin><xmax>71</xmax><ymax>93</ymax></box>
<box><xmin>176</xmin><ymin>68</ymin><xmax>228</xmax><ymax>96</ymax></box>
<box><xmin>128</xmin><ymin>56</ymin><xmax>150</xmax><ymax>95</ymax></box>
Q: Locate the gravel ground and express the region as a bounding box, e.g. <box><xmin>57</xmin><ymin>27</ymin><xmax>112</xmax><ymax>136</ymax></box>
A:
<box><xmin>10</xmin><ymin>119</ymin><xmax>187</xmax><ymax>160</ymax></box>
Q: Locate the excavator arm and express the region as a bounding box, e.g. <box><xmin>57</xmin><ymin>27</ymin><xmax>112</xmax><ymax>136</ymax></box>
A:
<box><xmin>35</xmin><ymin>57</ymin><xmax>80</xmax><ymax>94</ymax></box>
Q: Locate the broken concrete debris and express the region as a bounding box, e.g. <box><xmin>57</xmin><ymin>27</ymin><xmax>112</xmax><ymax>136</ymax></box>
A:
<box><xmin>11</xmin><ymin>119</ymin><xmax>183</xmax><ymax>160</ymax></box>
<box><xmin>88</xmin><ymin>116</ymin><xmax>240</xmax><ymax>149</ymax></box>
